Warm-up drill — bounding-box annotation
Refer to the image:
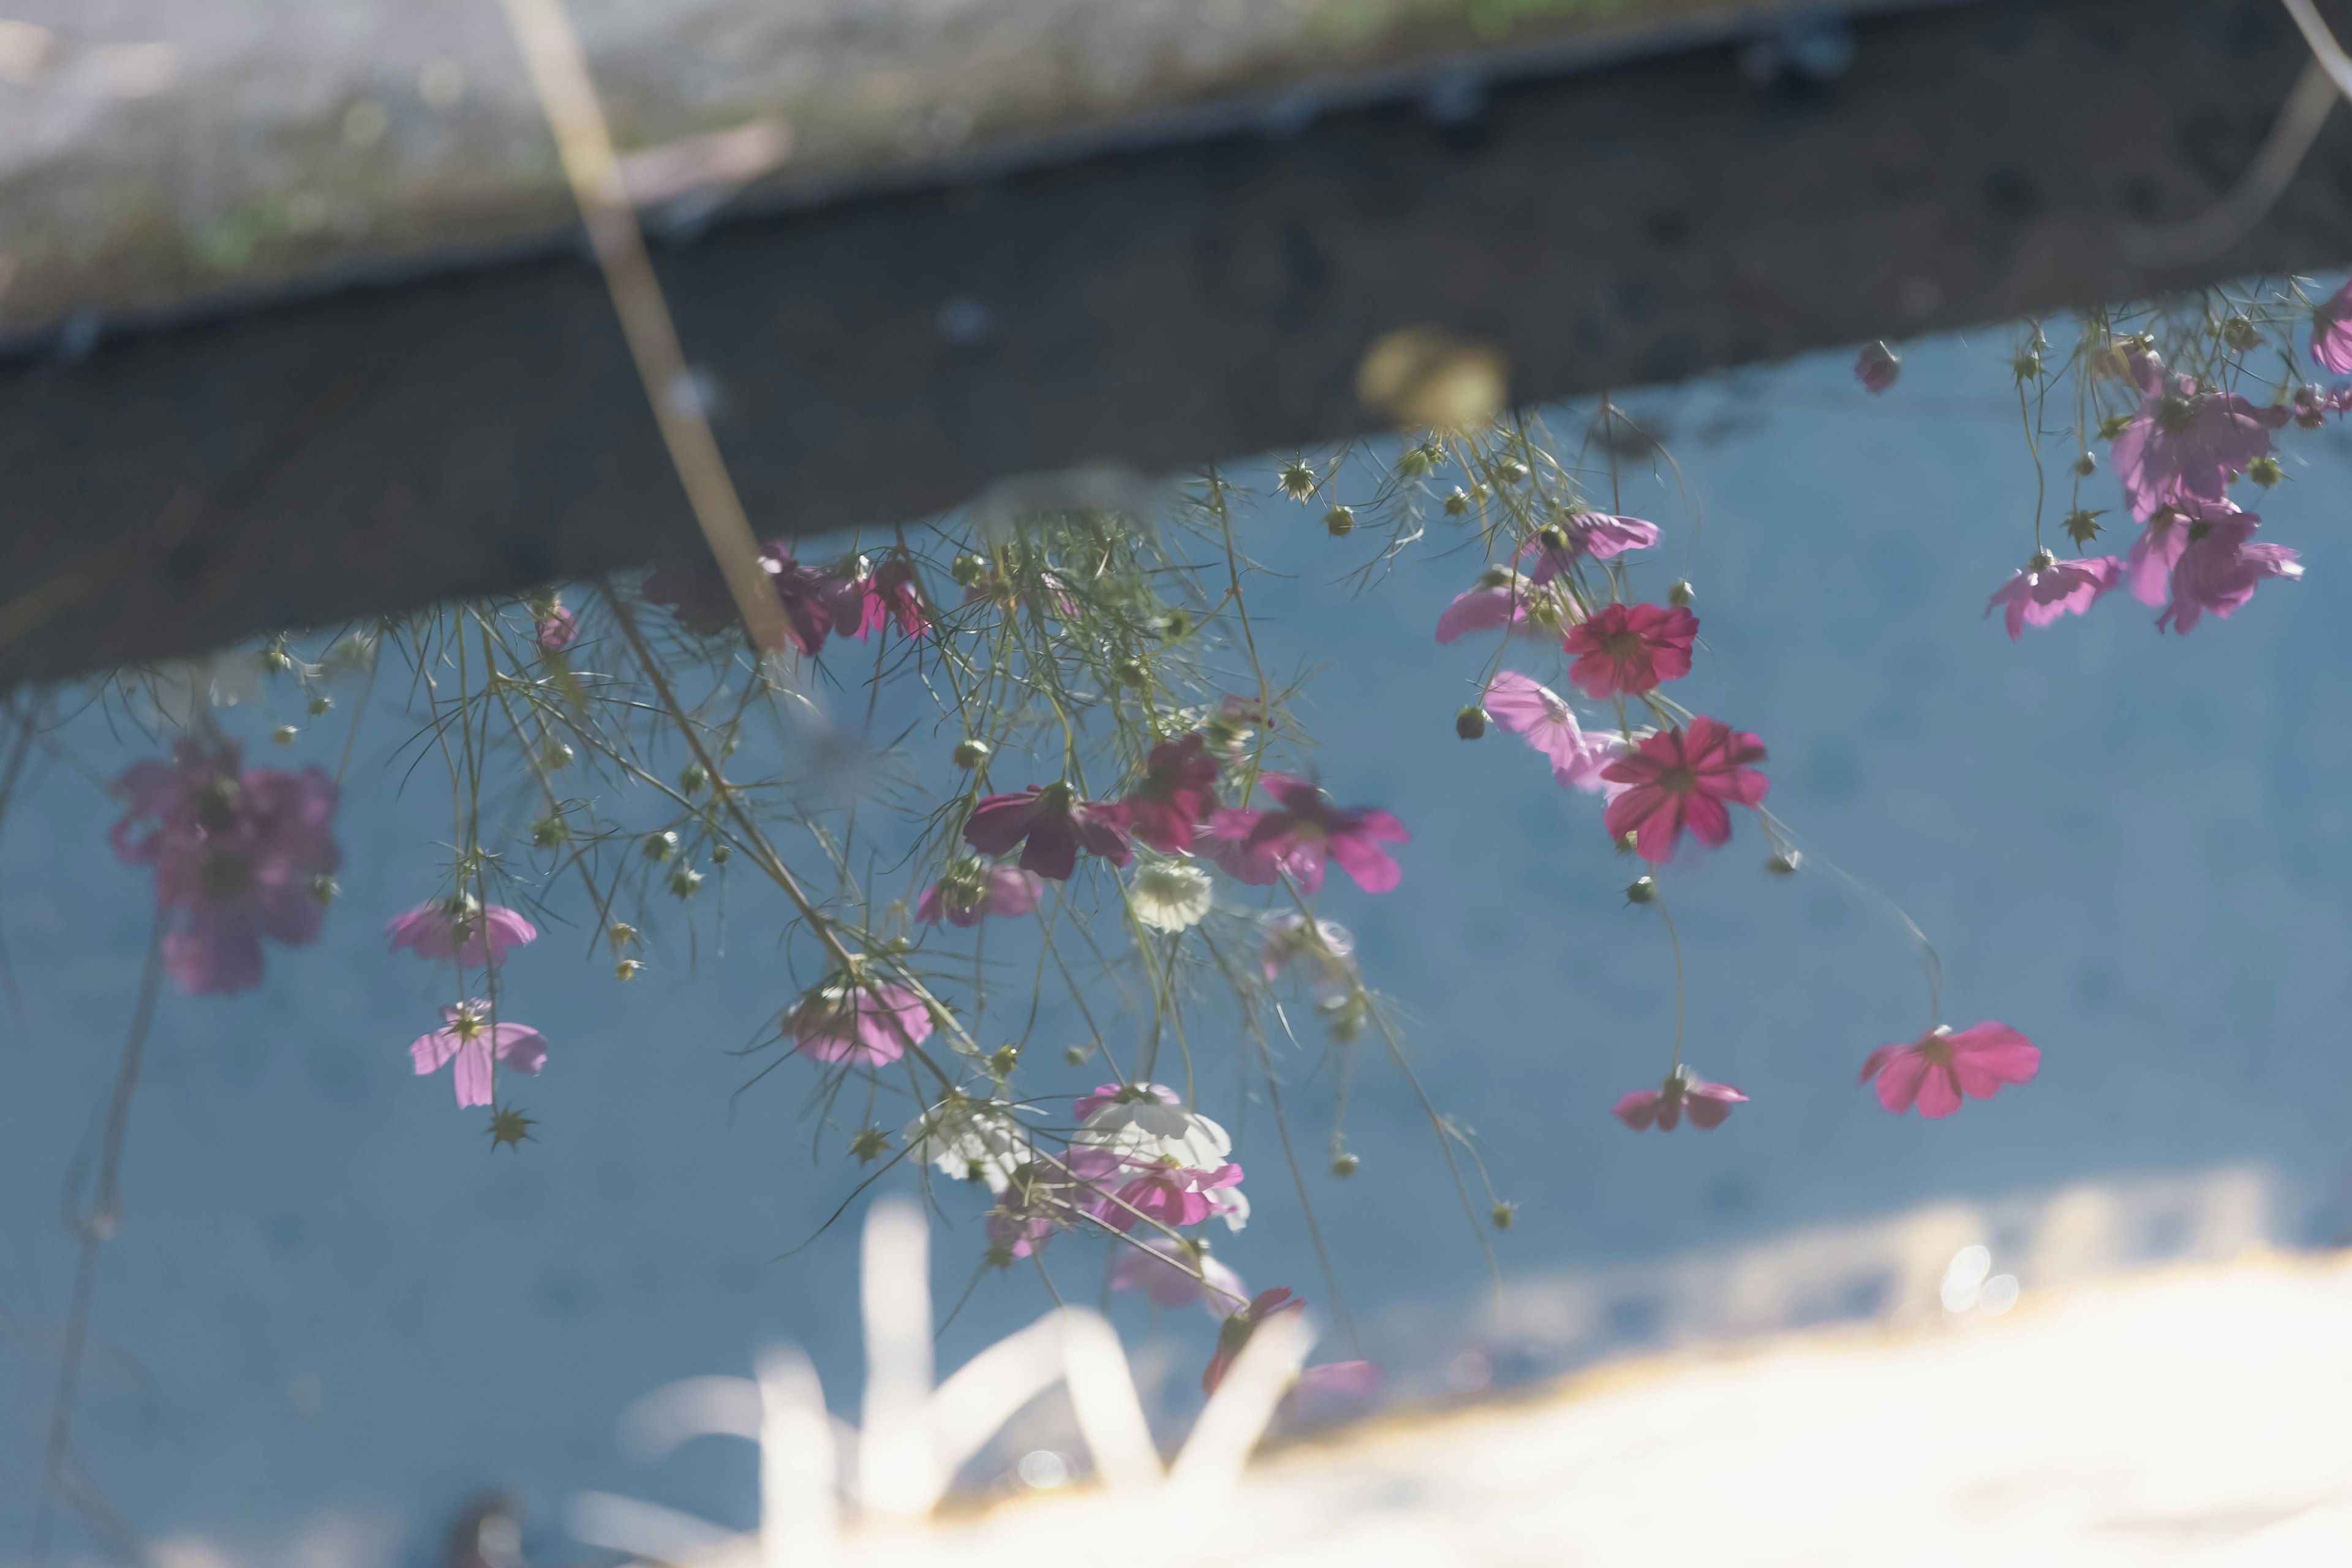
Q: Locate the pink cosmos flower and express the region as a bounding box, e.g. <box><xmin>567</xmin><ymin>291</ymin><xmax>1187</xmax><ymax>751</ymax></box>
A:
<box><xmin>1561</xmin><ymin>603</ymin><xmax>1697</xmax><ymax>699</ymax></box>
<box><xmin>2157</xmin><ymin>513</ymin><xmax>2303</xmax><ymax>634</ymax></box>
<box><xmin>1204</xmin><ymin>1287</ymin><xmax>1302</xmax><ymax>1393</ymax></box>
<box><xmin>1859</xmin><ymin>1021</ymin><xmax>2039</xmax><ymax>1118</ymax></box>
<box><xmin>409</xmin><ymin>1000</ymin><xmax>548</xmax><ymax>1108</ymax></box>
<box><xmin>1601</xmin><ymin>717</ymin><xmax>1770</xmax><ymax>865</ymax></box>
<box><xmin>386</xmin><ymin>896</ymin><xmax>540</xmax><ymax>967</ymax></box>
<box><xmin>1517</xmin><ymin>514</ymin><xmax>1661</xmax><ymax>582</ymax></box>
<box><xmin>1434</xmin><ymin>571</ymin><xmax>1550</xmax><ymax>644</ymax></box>
<box><xmin>772</xmin><ymin>553</ymin><xmax>871</xmax><ymax>655</ymax></box>
<box><xmin>862</xmin><ymin>557</ymin><xmax>929</xmax><ymax>638</ymax></box>
<box><xmin>2122</xmin><ymin>503</ymin><xmax>2198</xmax><ymax>608</ymax></box>
<box><xmin>963</xmin><ymin>782</ymin><xmax>1134</xmax><ymax>881</ymax></box>
<box><xmin>1120</xmin><ymin>733</ymin><xmax>1219</xmax><ymax>854</ymax></box>
<box><xmin>1984</xmin><ymin>552</ymin><xmax>2124</xmax><ymax>639</ymax></box>
<box><xmin>1212</xmin><ymin>775</ymin><xmax>1408</xmax><ymax>894</ymax></box>
<box><xmin>1613</xmin><ymin>1065</ymin><xmax>1747</xmax><ymax>1131</ymax></box>
<box><xmin>1292</xmin><ymin>1359</ymin><xmax>1384</xmax><ymax>1413</ymax></box>
<box><xmin>110</xmin><ymin>738</ymin><xmax>342</xmax><ymax>995</ymax></box>
<box><xmin>2312</xmin><ymin>279</ymin><xmax>2352</xmax><ymax>376</ymax></box>
<box><xmin>1482</xmin><ymin>670</ymin><xmax>1623</xmax><ymax>791</ymax></box>
<box><xmin>1196</xmin><ymin>812</ymin><xmax>1312</xmax><ymax>886</ymax></box>
<box><xmin>1095</xmin><ymin>1161</ymin><xmax>1246</xmax><ymax>1233</ymax></box>
<box><xmin>788</xmin><ymin>978</ymin><xmax>934</xmax><ymax>1066</ymax></box>
<box><xmin>1855</xmin><ymin>341</ymin><xmax>1901</xmax><ymax>394</ymax></box>
<box><xmin>987</xmin><ymin>1148</ymin><xmax>1126</xmax><ymax>1259</ymax></box>
<box><xmin>535</xmin><ymin>605</ymin><xmax>578</xmax><ymax>651</ymax></box>
<box><xmin>2110</xmin><ymin>349</ymin><xmax>2285</xmax><ymax>521</ymax></box>
<box><xmin>914</xmin><ymin>863</ymin><xmax>1044</xmax><ymax>927</ymax></box>
<box><xmin>1110</xmin><ymin>1237</ymin><xmax>1249</xmax><ymax>1316</ymax></box>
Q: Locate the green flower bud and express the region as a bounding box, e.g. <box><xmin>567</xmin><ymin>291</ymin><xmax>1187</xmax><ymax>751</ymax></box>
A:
<box><xmin>271</xmin><ymin>725</ymin><xmax>298</xmax><ymax>746</ymax></box>
<box><xmin>643</xmin><ymin>831</ymin><xmax>677</xmax><ymax>861</ymax></box>
<box><xmin>2248</xmin><ymin>454</ymin><xmax>2284</xmax><ymax>488</ymax></box>
<box><xmin>2072</xmin><ymin>451</ymin><xmax>2097</xmax><ymax>477</ymax></box>
<box><xmin>951</xmin><ymin>553</ymin><xmax>988</xmax><ymax>587</ymax></box>
<box><xmin>530</xmin><ymin>815</ymin><xmax>568</xmax><ymax>848</ymax></box>
<box><xmin>669</xmin><ymin>866</ymin><xmax>703</xmax><ymax>899</ymax></box>
<box><xmin>1330</xmin><ymin>1152</ymin><xmax>1360</xmax><ymax>1178</ymax></box>
<box><xmin>953</xmin><ymin>739</ymin><xmax>992</xmax><ymax>769</ymax></box>
<box><xmin>1455</xmin><ymin>704</ymin><xmax>1488</xmax><ymax>741</ymax></box>
<box><xmin>1063</xmin><ymin>1044</ymin><xmax>1090</xmax><ymax>1066</ymax></box>
<box><xmin>1491</xmin><ymin>1202</ymin><xmax>1517</xmax><ymax>1231</ymax></box>
<box><xmin>680</xmin><ymin>763</ymin><xmax>708</xmax><ymax>795</ymax></box>
<box><xmin>1444</xmin><ymin>487</ymin><xmax>1472</xmax><ymax>516</ymax></box>
<box><xmin>1625</xmin><ymin>875</ymin><xmax>1657</xmax><ymax>905</ymax></box>
<box><xmin>710</xmin><ymin>843</ymin><xmax>732</xmax><ymax>864</ymax></box>
<box><xmin>307</xmin><ymin>695</ymin><xmax>333</xmax><ymax>716</ymax></box>
<box><xmin>2221</xmin><ymin>315</ymin><xmax>2262</xmax><ymax>352</ymax></box>
<box><xmin>1766</xmin><ymin>851</ymin><xmax>1802</xmax><ymax>875</ymax></box>
<box><xmin>614</xmin><ymin>958</ymin><xmax>644</xmax><ymax>982</ymax></box>
<box><xmin>1668</xmin><ymin>579</ymin><xmax>1695</xmax><ymax>608</ymax></box>
<box><xmin>1324</xmin><ymin>505</ymin><xmax>1355</xmax><ymax>537</ymax></box>
<box><xmin>1497</xmin><ymin>458</ymin><xmax>1531</xmax><ymax>485</ymax></box>
<box><xmin>1277</xmin><ymin>461</ymin><xmax>1318</xmax><ymax>502</ymax></box>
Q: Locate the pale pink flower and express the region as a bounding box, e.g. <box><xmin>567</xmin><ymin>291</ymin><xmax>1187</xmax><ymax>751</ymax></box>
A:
<box><xmin>535</xmin><ymin>605</ymin><xmax>578</xmax><ymax>651</ymax></box>
<box><xmin>1434</xmin><ymin>571</ymin><xmax>1550</xmax><ymax>644</ymax></box>
<box><xmin>1855</xmin><ymin>341</ymin><xmax>1901</xmax><ymax>394</ymax></box>
<box><xmin>2158</xmin><ymin>512</ymin><xmax>2303</xmax><ymax>633</ymax></box>
<box><xmin>915</xmin><ymin>863</ymin><xmax>1044</xmax><ymax>927</ymax></box>
<box><xmin>1984</xmin><ymin>552</ymin><xmax>2123</xmax><ymax>639</ymax></box>
<box><xmin>1110</xmin><ymin>1236</ymin><xmax>1249</xmax><ymax>1315</ymax></box>
<box><xmin>1613</xmin><ymin>1065</ymin><xmax>1747</xmax><ymax>1131</ymax></box>
<box><xmin>1517</xmin><ymin>513</ymin><xmax>1660</xmax><ymax>581</ymax></box>
<box><xmin>1260</xmin><ymin>913</ymin><xmax>1356</xmax><ymax>994</ymax></box>
<box><xmin>2123</xmin><ymin>503</ymin><xmax>2198</xmax><ymax>607</ymax></box>
<box><xmin>386</xmin><ymin>896</ymin><xmax>540</xmax><ymax>967</ymax></box>
<box><xmin>2110</xmin><ymin>349</ymin><xmax>2285</xmax><ymax>521</ymax></box>
<box><xmin>1600</xmin><ymin>718</ymin><xmax>1770</xmax><ymax>864</ymax></box>
<box><xmin>110</xmin><ymin>738</ymin><xmax>342</xmax><ymax>995</ymax></box>
<box><xmin>1482</xmin><ymin>671</ymin><xmax>1622</xmax><ymax>790</ymax></box>
<box><xmin>788</xmin><ymin>977</ymin><xmax>933</xmax><ymax>1066</ymax></box>
<box><xmin>1560</xmin><ymin>603</ymin><xmax>1697</xmax><ymax>699</ymax></box>
<box><xmin>409</xmin><ymin>1000</ymin><xmax>548</xmax><ymax>1108</ymax></box>
<box><xmin>963</xmin><ymin>782</ymin><xmax>1133</xmax><ymax>881</ymax></box>
<box><xmin>1212</xmin><ymin>775</ymin><xmax>1408</xmax><ymax>894</ymax></box>
<box><xmin>1203</xmin><ymin>1287</ymin><xmax>1300</xmax><ymax>1393</ymax></box>
<box><xmin>1860</xmin><ymin>1022</ymin><xmax>2038</xmax><ymax>1118</ymax></box>
<box><xmin>2312</xmin><ymin>279</ymin><xmax>2352</xmax><ymax>376</ymax></box>
<box><xmin>1292</xmin><ymin>1359</ymin><xmax>1383</xmax><ymax>1413</ymax></box>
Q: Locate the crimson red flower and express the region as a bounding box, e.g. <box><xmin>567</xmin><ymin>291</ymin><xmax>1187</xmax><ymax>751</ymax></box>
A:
<box><xmin>1561</xmin><ymin>603</ymin><xmax>1697</xmax><ymax>699</ymax></box>
<box><xmin>1600</xmin><ymin>717</ymin><xmax>1770</xmax><ymax>864</ymax></box>
<box><xmin>863</xmin><ymin>557</ymin><xmax>929</xmax><ymax>638</ymax></box>
<box><xmin>963</xmin><ymin>782</ymin><xmax>1133</xmax><ymax>881</ymax></box>
<box><xmin>1121</xmin><ymin>734</ymin><xmax>1219</xmax><ymax>854</ymax></box>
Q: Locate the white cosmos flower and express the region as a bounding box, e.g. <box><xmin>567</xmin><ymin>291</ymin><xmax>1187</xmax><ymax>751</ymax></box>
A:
<box><xmin>904</xmin><ymin>1094</ymin><xmax>1030</xmax><ymax>1193</ymax></box>
<box><xmin>1129</xmin><ymin>856</ymin><xmax>1213</xmax><ymax>931</ymax></box>
<box><xmin>1075</xmin><ymin>1082</ymin><xmax>1231</xmax><ymax>1169</ymax></box>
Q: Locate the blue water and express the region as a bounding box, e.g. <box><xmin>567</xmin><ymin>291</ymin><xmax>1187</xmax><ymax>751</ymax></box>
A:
<box><xmin>5</xmin><ymin>334</ymin><xmax>2348</xmax><ymax>1559</ymax></box>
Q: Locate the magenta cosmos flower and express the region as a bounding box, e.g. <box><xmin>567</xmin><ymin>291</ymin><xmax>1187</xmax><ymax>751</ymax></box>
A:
<box><xmin>409</xmin><ymin>1000</ymin><xmax>548</xmax><ymax>1108</ymax></box>
<box><xmin>1096</xmin><ymin>1161</ymin><xmax>1247</xmax><ymax>1233</ymax></box>
<box><xmin>1434</xmin><ymin>570</ymin><xmax>1553</xmax><ymax>644</ymax></box>
<box><xmin>1613</xmin><ymin>1065</ymin><xmax>1747</xmax><ymax>1131</ymax></box>
<box><xmin>963</xmin><ymin>782</ymin><xmax>1133</xmax><ymax>881</ymax></box>
<box><xmin>915</xmin><ymin>862</ymin><xmax>1043</xmax><ymax>927</ymax></box>
<box><xmin>535</xmin><ymin>605</ymin><xmax>578</xmax><ymax>651</ymax></box>
<box><xmin>1212</xmin><ymin>775</ymin><xmax>1409</xmax><ymax>894</ymax></box>
<box><xmin>110</xmin><ymin>737</ymin><xmax>342</xmax><ymax>995</ymax></box>
<box><xmin>386</xmin><ymin>895</ymin><xmax>540</xmax><ymax>967</ymax></box>
<box><xmin>1517</xmin><ymin>513</ymin><xmax>1660</xmax><ymax>581</ymax></box>
<box><xmin>1985</xmin><ymin>551</ymin><xmax>2123</xmax><ymax>639</ymax></box>
<box><xmin>861</xmin><ymin>557</ymin><xmax>929</xmax><ymax>638</ymax></box>
<box><xmin>1561</xmin><ymin>603</ymin><xmax>1697</xmax><ymax>699</ymax></box>
<box><xmin>2110</xmin><ymin>349</ymin><xmax>2285</xmax><ymax>521</ymax></box>
<box><xmin>1855</xmin><ymin>341</ymin><xmax>1901</xmax><ymax>394</ymax></box>
<box><xmin>788</xmin><ymin>976</ymin><xmax>934</xmax><ymax>1066</ymax></box>
<box><xmin>1110</xmin><ymin>1236</ymin><xmax>1249</xmax><ymax>1316</ymax></box>
<box><xmin>2158</xmin><ymin>513</ymin><xmax>2303</xmax><ymax>634</ymax></box>
<box><xmin>1601</xmin><ymin>717</ymin><xmax>1770</xmax><ymax>865</ymax></box>
<box><xmin>1121</xmin><ymin>733</ymin><xmax>1219</xmax><ymax>854</ymax></box>
<box><xmin>1483</xmin><ymin>670</ymin><xmax>1623</xmax><ymax>791</ymax></box>
<box><xmin>1196</xmin><ymin>812</ymin><xmax>1311</xmax><ymax>886</ymax></box>
<box><xmin>1860</xmin><ymin>1021</ymin><xmax>2039</xmax><ymax>1118</ymax></box>
<box><xmin>2312</xmin><ymin>280</ymin><xmax>2352</xmax><ymax>376</ymax></box>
